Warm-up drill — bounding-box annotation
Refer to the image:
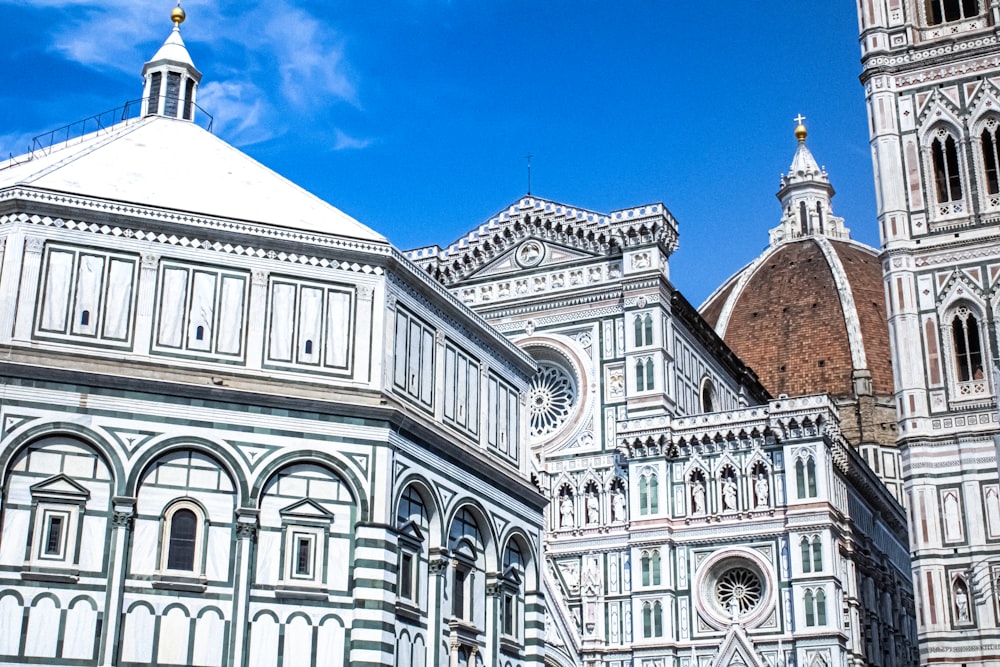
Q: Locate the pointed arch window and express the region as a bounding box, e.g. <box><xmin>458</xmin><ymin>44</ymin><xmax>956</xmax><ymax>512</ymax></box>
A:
<box><xmin>639</xmin><ymin>472</ymin><xmax>659</xmax><ymax>516</ymax></box>
<box><xmin>980</xmin><ymin>118</ymin><xmax>1000</xmax><ymax>196</ymax></box>
<box><xmin>952</xmin><ymin>307</ymin><xmax>984</xmax><ymax>382</ymax></box>
<box><xmin>634</xmin><ymin>313</ymin><xmax>654</xmax><ymax>347</ymax></box>
<box><xmin>931</xmin><ymin>130</ymin><xmax>963</xmax><ymax>203</ymax></box>
<box><xmin>795</xmin><ymin>456</ymin><xmax>818</xmax><ymax>499</ymax></box>
<box><xmin>635</xmin><ymin>358</ymin><xmax>656</xmax><ymax>392</ymax></box>
<box><xmin>926</xmin><ymin>0</ymin><xmax>980</xmax><ymax>25</ymax></box>
<box><xmin>800</xmin><ymin>535</ymin><xmax>823</xmax><ymax>572</ymax></box>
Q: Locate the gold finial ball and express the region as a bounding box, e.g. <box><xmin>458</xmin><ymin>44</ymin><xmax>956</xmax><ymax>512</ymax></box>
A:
<box><xmin>171</xmin><ymin>5</ymin><xmax>186</xmax><ymax>26</ymax></box>
<box><xmin>794</xmin><ymin>123</ymin><xmax>808</xmax><ymax>141</ymax></box>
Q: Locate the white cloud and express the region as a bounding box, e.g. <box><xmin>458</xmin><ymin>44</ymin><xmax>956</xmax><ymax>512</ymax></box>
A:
<box><xmin>197</xmin><ymin>80</ymin><xmax>278</xmax><ymax>147</ymax></box>
<box><xmin>0</xmin><ymin>0</ymin><xmax>360</xmax><ymax>141</ymax></box>
<box><xmin>332</xmin><ymin>129</ymin><xmax>372</xmax><ymax>151</ymax></box>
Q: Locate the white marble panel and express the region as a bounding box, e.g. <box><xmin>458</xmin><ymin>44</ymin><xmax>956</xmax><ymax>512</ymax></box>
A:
<box><xmin>26</xmin><ymin>450</ymin><xmax>62</xmax><ymax>474</ymax></box>
<box><xmin>298</xmin><ymin>286</ymin><xmax>323</xmax><ymax>363</ymax></box>
<box><xmin>188</xmin><ymin>466</ymin><xmax>220</xmax><ymax>492</ymax></box>
<box><xmin>62</xmin><ymin>453</ymin><xmax>96</xmax><ymax>478</ymax></box>
<box><xmin>61</xmin><ymin>599</ymin><xmax>97</xmax><ymax>659</ymax></box>
<box><xmin>79</xmin><ymin>515</ymin><xmax>109</xmax><ymax>571</ymax></box>
<box><xmin>284</xmin><ymin>615</ymin><xmax>313</xmax><ymax>666</ymax></box>
<box><xmin>248</xmin><ymin>612</ymin><xmax>279</xmax><ymax>667</ymax></box>
<box><xmin>158</xmin><ymin>267</ymin><xmax>188</xmax><ymax>348</ymax></box>
<box><xmin>71</xmin><ymin>254</ymin><xmax>104</xmax><ymax>336</ymax></box>
<box><xmin>316</xmin><ymin>617</ymin><xmax>345</xmax><ymax>666</ymax></box>
<box><xmin>326</xmin><ymin>291</ymin><xmax>351</xmax><ymax>367</ymax></box>
<box><xmin>0</xmin><ymin>594</ymin><xmax>23</xmax><ymax>654</ymax></box>
<box><xmin>24</xmin><ymin>596</ymin><xmax>59</xmax><ymax>657</ymax></box>
<box><xmin>40</xmin><ymin>250</ymin><xmax>73</xmax><ymax>332</ymax></box>
<box><xmin>193</xmin><ymin>608</ymin><xmax>225</xmax><ymax>667</ymax></box>
<box><xmin>188</xmin><ymin>271</ymin><xmax>216</xmax><ymax>351</ymax></box>
<box><xmin>278</xmin><ymin>475</ymin><xmax>308</xmax><ymax>498</ymax></box>
<box><xmin>158</xmin><ymin>606</ymin><xmax>191</xmax><ymax>664</ymax></box>
<box><xmin>269</xmin><ymin>282</ymin><xmax>295</xmax><ymax>361</ymax></box>
<box><xmin>122</xmin><ymin>604</ymin><xmax>155</xmax><ymax>662</ymax></box>
<box><xmin>255</xmin><ymin>530</ymin><xmax>280</xmax><ymax>585</ymax></box>
<box><xmin>217</xmin><ymin>276</ymin><xmax>245</xmax><ymax>354</ymax></box>
<box><xmin>329</xmin><ymin>536</ymin><xmax>350</xmax><ymax>590</ymax></box>
<box><xmin>0</xmin><ymin>509</ymin><xmax>28</xmax><ymax>565</ymax></box>
<box><xmin>206</xmin><ymin>525</ymin><xmax>232</xmax><ymax>580</ymax></box>
<box><xmin>104</xmin><ymin>258</ymin><xmax>134</xmax><ymax>340</ymax></box>
<box><xmin>131</xmin><ymin>519</ymin><xmax>159</xmax><ymax>573</ymax></box>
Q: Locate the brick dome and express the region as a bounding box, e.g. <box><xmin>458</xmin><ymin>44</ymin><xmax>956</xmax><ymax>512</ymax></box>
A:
<box><xmin>700</xmin><ymin>236</ymin><xmax>893</xmax><ymax>400</ymax></box>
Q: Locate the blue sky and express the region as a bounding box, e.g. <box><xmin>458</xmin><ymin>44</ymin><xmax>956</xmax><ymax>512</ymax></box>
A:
<box><xmin>0</xmin><ymin>1</ymin><xmax>875</xmax><ymax>306</ymax></box>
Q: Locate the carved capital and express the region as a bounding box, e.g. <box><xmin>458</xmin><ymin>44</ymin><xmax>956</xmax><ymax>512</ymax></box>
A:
<box><xmin>429</xmin><ymin>546</ymin><xmax>450</xmax><ymax>575</ymax></box>
<box><xmin>252</xmin><ymin>269</ymin><xmax>269</xmax><ymax>286</ymax></box>
<box><xmin>24</xmin><ymin>236</ymin><xmax>44</xmax><ymax>253</ymax></box>
<box><xmin>387</xmin><ymin>294</ymin><xmax>397</xmax><ymax>309</ymax></box>
<box><xmin>111</xmin><ymin>496</ymin><xmax>136</xmax><ymax>529</ymax></box>
<box><xmin>141</xmin><ymin>253</ymin><xmax>160</xmax><ymax>270</ymax></box>
<box><xmin>358</xmin><ymin>285</ymin><xmax>373</xmax><ymax>301</ymax></box>
<box><xmin>112</xmin><ymin>510</ymin><xmax>134</xmax><ymax>529</ymax></box>
<box><xmin>235</xmin><ymin>508</ymin><xmax>260</xmax><ymax>540</ymax></box>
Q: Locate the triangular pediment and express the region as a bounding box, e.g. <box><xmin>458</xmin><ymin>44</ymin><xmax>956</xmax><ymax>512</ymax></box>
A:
<box><xmin>712</xmin><ymin>625</ymin><xmax>764</xmax><ymax>667</ymax></box>
<box><xmin>279</xmin><ymin>498</ymin><xmax>335</xmax><ymax>522</ymax></box>
<box><xmin>30</xmin><ymin>474</ymin><xmax>91</xmax><ymax>500</ymax></box>
<box><xmin>407</xmin><ymin>196</ymin><xmax>676</xmax><ymax>287</ymax></box>
<box><xmin>472</xmin><ymin>238</ymin><xmax>602</xmax><ymax>280</ymax></box>
<box><xmin>397</xmin><ymin>519</ymin><xmax>426</xmax><ymax>544</ymax></box>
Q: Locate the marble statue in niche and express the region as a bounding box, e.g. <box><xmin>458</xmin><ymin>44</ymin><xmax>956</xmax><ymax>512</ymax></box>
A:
<box><xmin>755</xmin><ymin>473</ymin><xmax>770</xmax><ymax>509</ymax></box>
<box><xmin>586</xmin><ymin>491</ymin><xmax>600</xmax><ymax>526</ymax></box>
<box><xmin>691</xmin><ymin>478</ymin><xmax>706</xmax><ymax>515</ymax></box>
<box><xmin>560</xmin><ymin>492</ymin><xmax>575</xmax><ymax>529</ymax></box>
<box><xmin>722</xmin><ymin>474</ymin><xmax>738</xmax><ymax>512</ymax></box>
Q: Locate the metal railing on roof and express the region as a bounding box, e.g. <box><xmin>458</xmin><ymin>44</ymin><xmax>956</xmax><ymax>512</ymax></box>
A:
<box><xmin>4</xmin><ymin>96</ymin><xmax>214</xmax><ymax>169</ymax></box>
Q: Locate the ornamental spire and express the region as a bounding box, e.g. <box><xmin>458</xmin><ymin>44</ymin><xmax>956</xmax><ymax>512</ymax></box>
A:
<box><xmin>769</xmin><ymin>117</ymin><xmax>851</xmax><ymax>246</ymax></box>
<box><xmin>141</xmin><ymin>3</ymin><xmax>202</xmax><ymax>121</ymax></box>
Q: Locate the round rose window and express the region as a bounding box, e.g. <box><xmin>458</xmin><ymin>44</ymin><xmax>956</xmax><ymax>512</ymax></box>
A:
<box><xmin>715</xmin><ymin>567</ymin><xmax>763</xmax><ymax>616</ymax></box>
<box><xmin>528</xmin><ymin>362</ymin><xmax>576</xmax><ymax>438</ymax></box>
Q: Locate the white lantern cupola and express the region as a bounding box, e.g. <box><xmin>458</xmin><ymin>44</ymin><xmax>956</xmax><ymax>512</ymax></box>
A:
<box><xmin>141</xmin><ymin>4</ymin><xmax>202</xmax><ymax>121</ymax></box>
<box><xmin>769</xmin><ymin>116</ymin><xmax>850</xmax><ymax>246</ymax></box>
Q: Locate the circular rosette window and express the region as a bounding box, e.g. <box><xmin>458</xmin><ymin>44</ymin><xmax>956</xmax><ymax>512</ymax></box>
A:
<box><xmin>528</xmin><ymin>361</ymin><xmax>577</xmax><ymax>438</ymax></box>
<box><xmin>693</xmin><ymin>548</ymin><xmax>775</xmax><ymax>630</ymax></box>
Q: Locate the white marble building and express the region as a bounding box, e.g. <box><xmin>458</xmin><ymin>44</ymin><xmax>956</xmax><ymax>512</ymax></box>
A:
<box><xmin>409</xmin><ymin>186</ymin><xmax>917</xmax><ymax>666</ymax></box>
<box><xmin>858</xmin><ymin>1</ymin><xmax>1000</xmax><ymax>664</ymax></box>
<box><xmin>0</xmin><ymin>11</ymin><xmax>546</xmax><ymax>667</ymax></box>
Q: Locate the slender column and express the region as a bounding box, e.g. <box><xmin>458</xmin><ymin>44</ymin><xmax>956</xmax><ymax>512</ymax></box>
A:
<box><xmin>484</xmin><ymin>576</ymin><xmax>501</xmax><ymax>667</ymax></box>
<box><xmin>354</xmin><ymin>285</ymin><xmax>374</xmax><ymax>383</ymax></box>
<box><xmin>132</xmin><ymin>253</ymin><xmax>159</xmax><ymax>356</ymax></box>
<box><xmin>0</xmin><ymin>231</ymin><xmax>24</xmax><ymax>342</ymax></box>
<box><xmin>245</xmin><ymin>270</ymin><xmax>268</xmax><ymax>370</ymax></box>
<box><xmin>12</xmin><ymin>236</ymin><xmax>44</xmax><ymax>341</ymax></box>
<box><xmin>229</xmin><ymin>508</ymin><xmax>258</xmax><ymax>667</ymax></box>
<box><xmin>100</xmin><ymin>496</ymin><xmax>135</xmax><ymax>667</ymax></box>
<box><xmin>427</xmin><ymin>548</ymin><xmax>449</xmax><ymax>667</ymax></box>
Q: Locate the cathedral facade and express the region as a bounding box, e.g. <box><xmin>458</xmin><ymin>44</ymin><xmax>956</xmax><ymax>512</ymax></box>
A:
<box><xmin>0</xmin><ymin>15</ymin><xmax>546</xmax><ymax>667</ymax></box>
<box><xmin>858</xmin><ymin>0</ymin><xmax>1000</xmax><ymax>663</ymax></box>
<box><xmin>410</xmin><ymin>189</ymin><xmax>916</xmax><ymax>666</ymax></box>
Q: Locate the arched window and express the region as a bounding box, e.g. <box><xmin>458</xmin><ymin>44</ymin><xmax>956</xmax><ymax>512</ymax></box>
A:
<box><xmin>396</xmin><ymin>485</ymin><xmax>429</xmax><ymax>605</ymax></box>
<box><xmin>634</xmin><ymin>313</ymin><xmax>654</xmax><ymax>347</ymax></box>
<box><xmin>926</xmin><ymin>0</ymin><xmax>980</xmax><ymax>25</ymax></box>
<box><xmin>981</xmin><ymin>119</ymin><xmax>1000</xmax><ymax>196</ymax></box>
<box><xmin>800</xmin><ymin>536</ymin><xmax>812</xmax><ymax>572</ymax></box>
<box><xmin>799</xmin><ymin>201</ymin><xmax>808</xmax><ymax>235</ymax></box>
<box><xmin>931</xmin><ymin>130</ymin><xmax>963</xmax><ymax>203</ymax></box>
<box><xmin>501</xmin><ymin>541</ymin><xmax>525</xmax><ymax>639</ymax></box>
<box><xmin>648</xmin><ymin>474</ymin><xmax>659</xmax><ymax>514</ymax></box>
<box><xmin>815</xmin><ymin>589</ymin><xmax>827</xmax><ymax>625</ymax></box>
<box><xmin>639</xmin><ymin>476</ymin><xmax>649</xmax><ymax>516</ymax></box>
<box><xmin>652</xmin><ymin>601</ymin><xmax>663</xmax><ymax>637</ymax></box>
<box><xmin>804</xmin><ymin>589</ymin><xmax>816</xmax><ymax>626</ymax></box>
<box><xmin>951</xmin><ymin>307</ymin><xmax>984</xmax><ymax>382</ymax></box>
<box><xmin>651</xmin><ymin>549</ymin><xmax>661</xmax><ymax>586</ymax></box>
<box><xmin>796</xmin><ymin>457</ymin><xmax>818</xmax><ymax>499</ymax></box>
<box><xmin>642</xmin><ymin>602</ymin><xmax>652</xmax><ymax>637</ymax></box>
<box><xmin>701</xmin><ymin>379</ymin><xmax>715</xmax><ymax>413</ymax></box>
<box><xmin>812</xmin><ymin>536</ymin><xmax>823</xmax><ymax>572</ymax></box>
<box><xmin>164</xmin><ymin>504</ymin><xmax>201</xmax><ymax>572</ymax></box>
<box><xmin>635</xmin><ymin>359</ymin><xmax>646</xmax><ymax>392</ymax></box>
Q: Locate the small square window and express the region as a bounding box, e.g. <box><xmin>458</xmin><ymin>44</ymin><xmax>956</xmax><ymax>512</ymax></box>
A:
<box><xmin>40</xmin><ymin>511</ymin><xmax>68</xmax><ymax>559</ymax></box>
<box><xmin>293</xmin><ymin>533</ymin><xmax>314</xmax><ymax>578</ymax></box>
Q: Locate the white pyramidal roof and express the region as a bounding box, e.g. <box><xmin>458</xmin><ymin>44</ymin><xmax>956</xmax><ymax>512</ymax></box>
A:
<box><xmin>0</xmin><ymin>115</ymin><xmax>386</xmax><ymax>242</ymax></box>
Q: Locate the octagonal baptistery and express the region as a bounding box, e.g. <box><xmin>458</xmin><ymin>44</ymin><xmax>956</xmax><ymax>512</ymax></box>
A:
<box><xmin>0</xmin><ymin>10</ymin><xmax>546</xmax><ymax>667</ymax></box>
<box><xmin>699</xmin><ymin>124</ymin><xmax>902</xmax><ymax>500</ymax></box>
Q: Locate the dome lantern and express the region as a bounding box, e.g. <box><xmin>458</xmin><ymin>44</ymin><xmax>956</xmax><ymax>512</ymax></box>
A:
<box><xmin>141</xmin><ymin>3</ymin><xmax>202</xmax><ymax>121</ymax></box>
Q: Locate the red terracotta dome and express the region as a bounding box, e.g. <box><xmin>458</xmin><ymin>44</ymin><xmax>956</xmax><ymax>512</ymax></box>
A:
<box><xmin>701</xmin><ymin>236</ymin><xmax>893</xmax><ymax>400</ymax></box>
<box><xmin>700</xmin><ymin>125</ymin><xmax>894</xmax><ymax>403</ymax></box>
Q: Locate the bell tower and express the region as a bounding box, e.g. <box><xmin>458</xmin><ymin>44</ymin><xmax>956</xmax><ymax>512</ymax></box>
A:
<box><xmin>141</xmin><ymin>4</ymin><xmax>202</xmax><ymax>120</ymax></box>
<box><xmin>858</xmin><ymin>1</ymin><xmax>1000</xmax><ymax>664</ymax></box>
